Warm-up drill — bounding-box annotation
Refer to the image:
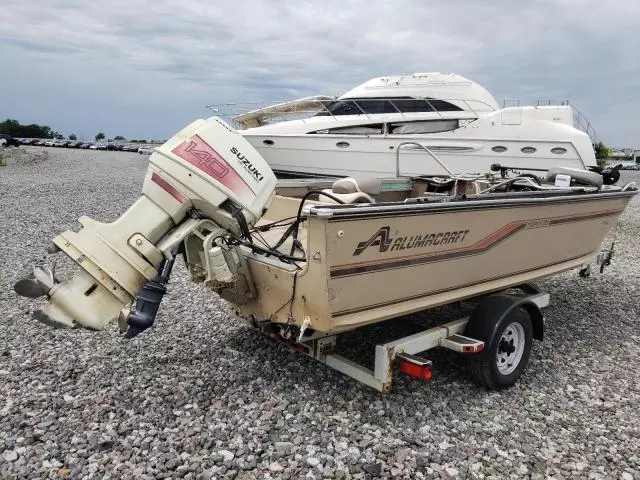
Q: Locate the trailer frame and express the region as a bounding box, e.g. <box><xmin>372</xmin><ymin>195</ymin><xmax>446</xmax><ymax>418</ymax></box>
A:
<box><xmin>236</xmin><ymin>283</ymin><xmax>550</xmax><ymax>392</ymax></box>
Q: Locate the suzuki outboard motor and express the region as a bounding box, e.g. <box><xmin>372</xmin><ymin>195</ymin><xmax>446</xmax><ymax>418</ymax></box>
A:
<box><xmin>14</xmin><ymin>117</ymin><xmax>277</xmax><ymax>334</ymax></box>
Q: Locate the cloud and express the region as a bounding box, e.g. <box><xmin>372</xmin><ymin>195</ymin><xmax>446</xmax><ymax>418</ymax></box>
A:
<box><xmin>0</xmin><ymin>0</ymin><xmax>639</xmax><ymax>145</ymax></box>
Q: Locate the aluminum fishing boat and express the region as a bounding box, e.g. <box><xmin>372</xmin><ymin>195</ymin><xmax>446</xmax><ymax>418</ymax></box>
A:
<box><xmin>231</xmin><ymin>172</ymin><xmax>635</xmax><ymax>334</ymax></box>
<box><xmin>14</xmin><ymin>116</ymin><xmax>637</xmax><ymax>392</ymax></box>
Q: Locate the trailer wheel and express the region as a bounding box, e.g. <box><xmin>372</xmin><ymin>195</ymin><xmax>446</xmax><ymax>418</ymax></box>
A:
<box><xmin>468</xmin><ymin>306</ymin><xmax>533</xmax><ymax>390</ymax></box>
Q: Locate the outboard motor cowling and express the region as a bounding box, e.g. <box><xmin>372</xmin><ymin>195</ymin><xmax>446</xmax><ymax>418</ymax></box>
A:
<box><xmin>14</xmin><ymin>117</ymin><xmax>277</xmax><ymax>331</ymax></box>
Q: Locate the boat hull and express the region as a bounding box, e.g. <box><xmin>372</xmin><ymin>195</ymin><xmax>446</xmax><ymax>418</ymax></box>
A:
<box><xmin>233</xmin><ymin>190</ymin><xmax>634</xmax><ymax>333</ymax></box>
<box><xmin>244</xmin><ymin>134</ymin><xmax>595</xmax><ymax>178</ymax></box>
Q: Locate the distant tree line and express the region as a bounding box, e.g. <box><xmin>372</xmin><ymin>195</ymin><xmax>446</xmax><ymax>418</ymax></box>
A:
<box><xmin>0</xmin><ymin>119</ymin><xmax>135</xmax><ymax>143</ymax></box>
<box><xmin>0</xmin><ymin>119</ymin><xmax>63</xmax><ymax>139</ymax></box>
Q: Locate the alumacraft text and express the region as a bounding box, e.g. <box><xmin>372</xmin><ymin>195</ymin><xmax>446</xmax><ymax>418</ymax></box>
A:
<box><xmin>353</xmin><ymin>226</ymin><xmax>471</xmax><ymax>256</ymax></box>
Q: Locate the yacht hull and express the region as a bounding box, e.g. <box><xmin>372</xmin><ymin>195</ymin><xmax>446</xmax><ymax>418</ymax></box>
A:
<box><xmin>244</xmin><ymin>134</ymin><xmax>595</xmax><ymax>178</ymax></box>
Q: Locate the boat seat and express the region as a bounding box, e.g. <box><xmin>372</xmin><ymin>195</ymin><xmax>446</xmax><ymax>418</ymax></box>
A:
<box><xmin>322</xmin><ymin>176</ymin><xmax>381</xmax><ymax>204</ymax></box>
<box><xmin>546</xmin><ymin>167</ymin><xmax>603</xmax><ymax>189</ymax></box>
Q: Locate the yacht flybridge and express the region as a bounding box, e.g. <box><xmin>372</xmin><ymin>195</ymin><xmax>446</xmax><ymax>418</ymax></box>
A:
<box><xmin>211</xmin><ymin>73</ymin><xmax>619</xmax><ymax>184</ymax></box>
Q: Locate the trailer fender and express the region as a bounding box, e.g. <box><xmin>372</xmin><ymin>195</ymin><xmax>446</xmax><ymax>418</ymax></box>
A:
<box><xmin>464</xmin><ymin>294</ymin><xmax>544</xmax><ymax>356</ymax></box>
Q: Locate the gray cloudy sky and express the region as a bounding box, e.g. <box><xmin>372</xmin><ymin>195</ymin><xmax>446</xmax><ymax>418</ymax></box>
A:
<box><xmin>1</xmin><ymin>0</ymin><xmax>639</xmax><ymax>146</ymax></box>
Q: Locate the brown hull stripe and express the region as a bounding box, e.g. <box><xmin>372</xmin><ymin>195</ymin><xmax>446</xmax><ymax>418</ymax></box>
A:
<box><xmin>329</xmin><ymin>209</ymin><xmax>622</xmax><ymax>279</ymax></box>
<box><xmin>331</xmin><ymin>252</ymin><xmax>591</xmax><ymax>318</ymax></box>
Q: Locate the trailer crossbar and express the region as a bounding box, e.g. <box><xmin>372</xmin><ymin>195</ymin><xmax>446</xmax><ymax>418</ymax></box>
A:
<box><xmin>248</xmin><ymin>284</ymin><xmax>550</xmax><ymax>392</ymax></box>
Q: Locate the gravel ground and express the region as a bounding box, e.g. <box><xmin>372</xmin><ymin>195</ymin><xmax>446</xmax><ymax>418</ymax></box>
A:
<box><xmin>1</xmin><ymin>148</ymin><xmax>639</xmax><ymax>480</ymax></box>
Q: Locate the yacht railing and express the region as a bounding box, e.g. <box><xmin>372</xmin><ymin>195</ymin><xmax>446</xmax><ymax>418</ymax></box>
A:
<box><xmin>205</xmin><ymin>96</ymin><xmax>498</xmax><ymax>128</ymax></box>
<box><xmin>570</xmin><ymin>105</ymin><xmax>598</xmax><ymax>143</ymax></box>
<box><xmin>502</xmin><ymin>99</ymin><xmax>521</xmax><ymax>108</ymax></box>
<box><xmin>535</xmin><ymin>99</ymin><xmax>570</xmax><ymax>106</ymax></box>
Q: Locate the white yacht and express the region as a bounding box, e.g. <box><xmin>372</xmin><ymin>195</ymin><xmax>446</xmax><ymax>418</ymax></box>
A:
<box><xmin>212</xmin><ymin>73</ymin><xmax>613</xmax><ymax>182</ymax></box>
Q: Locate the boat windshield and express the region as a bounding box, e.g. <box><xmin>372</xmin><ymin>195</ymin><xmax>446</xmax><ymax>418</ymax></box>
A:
<box><xmin>315</xmin><ymin>97</ymin><xmax>463</xmax><ymax>116</ymax></box>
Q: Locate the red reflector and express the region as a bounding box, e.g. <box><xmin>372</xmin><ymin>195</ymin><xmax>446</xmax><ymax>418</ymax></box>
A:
<box><xmin>399</xmin><ymin>359</ymin><xmax>432</xmax><ymax>380</ymax></box>
<box><xmin>462</xmin><ymin>344</ymin><xmax>484</xmax><ymax>353</ymax></box>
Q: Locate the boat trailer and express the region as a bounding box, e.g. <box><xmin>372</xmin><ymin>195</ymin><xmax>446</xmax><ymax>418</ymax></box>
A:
<box><xmin>236</xmin><ymin>284</ymin><xmax>550</xmax><ymax>392</ymax></box>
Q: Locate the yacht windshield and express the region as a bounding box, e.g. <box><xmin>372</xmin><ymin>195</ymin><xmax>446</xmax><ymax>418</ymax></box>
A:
<box><xmin>315</xmin><ymin>97</ymin><xmax>462</xmax><ymax>116</ymax></box>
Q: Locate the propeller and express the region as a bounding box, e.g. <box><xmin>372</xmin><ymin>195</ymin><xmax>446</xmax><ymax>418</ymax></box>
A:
<box><xmin>14</xmin><ymin>262</ymin><xmax>57</xmax><ymax>299</ymax></box>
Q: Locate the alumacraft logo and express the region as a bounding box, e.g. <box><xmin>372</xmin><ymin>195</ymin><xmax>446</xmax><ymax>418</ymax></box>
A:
<box><xmin>230</xmin><ymin>147</ymin><xmax>264</xmax><ymax>182</ymax></box>
<box><xmin>353</xmin><ymin>226</ymin><xmax>471</xmax><ymax>256</ymax></box>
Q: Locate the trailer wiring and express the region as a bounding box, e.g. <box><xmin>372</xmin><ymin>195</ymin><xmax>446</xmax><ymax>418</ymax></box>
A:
<box><xmin>220</xmin><ymin>234</ymin><xmax>306</xmax><ymax>264</ymax></box>
<box><xmin>288</xmin><ymin>269</ymin><xmax>300</xmax><ymax>321</ymax></box>
<box><xmin>251</xmin><ymin>223</ymin><xmax>306</xmax><ymax>263</ymax></box>
<box><xmin>227</xmin><ymin>190</ymin><xmax>344</xmax><ymax>263</ymax></box>
<box><xmin>218</xmin><ymin>201</ymin><xmax>253</xmax><ymax>243</ymax></box>
<box><xmin>186</xmin><ymin>191</ymin><xmax>343</xmax><ymax>282</ymax></box>
<box><xmin>252</xmin><ymin>230</ymin><xmax>273</xmax><ymax>251</ymax></box>
<box><xmin>270</xmin><ymin>269</ymin><xmax>302</xmax><ymax>331</ymax></box>
<box><xmin>252</xmin><ymin>216</ymin><xmax>298</xmax><ymax>232</ymax></box>
<box><xmin>268</xmin><ymin>190</ymin><xmax>345</xmax><ymax>256</ymax></box>
<box><xmin>231</xmin><ymin>208</ymin><xmax>253</xmax><ymax>244</ymax></box>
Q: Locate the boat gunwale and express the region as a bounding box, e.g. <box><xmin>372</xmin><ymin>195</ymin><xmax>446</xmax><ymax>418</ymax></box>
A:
<box><xmin>304</xmin><ymin>188</ymin><xmax>637</xmax><ymax>220</ymax></box>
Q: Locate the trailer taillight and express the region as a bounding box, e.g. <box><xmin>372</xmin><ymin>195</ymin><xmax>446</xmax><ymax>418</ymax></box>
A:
<box><xmin>397</xmin><ymin>353</ymin><xmax>433</xmax><ymax>380</ymax></box>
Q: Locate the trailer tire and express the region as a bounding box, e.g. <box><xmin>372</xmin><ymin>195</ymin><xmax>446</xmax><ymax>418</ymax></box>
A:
<box><xmin>467</xmin><ymin>306</ymin><xmax>533</xmax><ymax>390</ymax></box>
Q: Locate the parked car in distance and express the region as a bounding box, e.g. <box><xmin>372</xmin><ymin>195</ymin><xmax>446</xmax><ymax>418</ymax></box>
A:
<box><xmin>122</xmin><ymin>144</ymin><xmax>139</xmax><ymax>152</ymax></box>
<box><xmin>137</xmin><ymin>146</ymin><xmax>154</xmax><ymax>155</ymax></box>
<box><xmin>620</xmin><ymin>163</ymin><xmax>640</xmax><ymax>170</ymax></box>
<box><xmin>0</xmin><ymin>134</ymin><xmax>21</xmax><ymax>147</ymax></box>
